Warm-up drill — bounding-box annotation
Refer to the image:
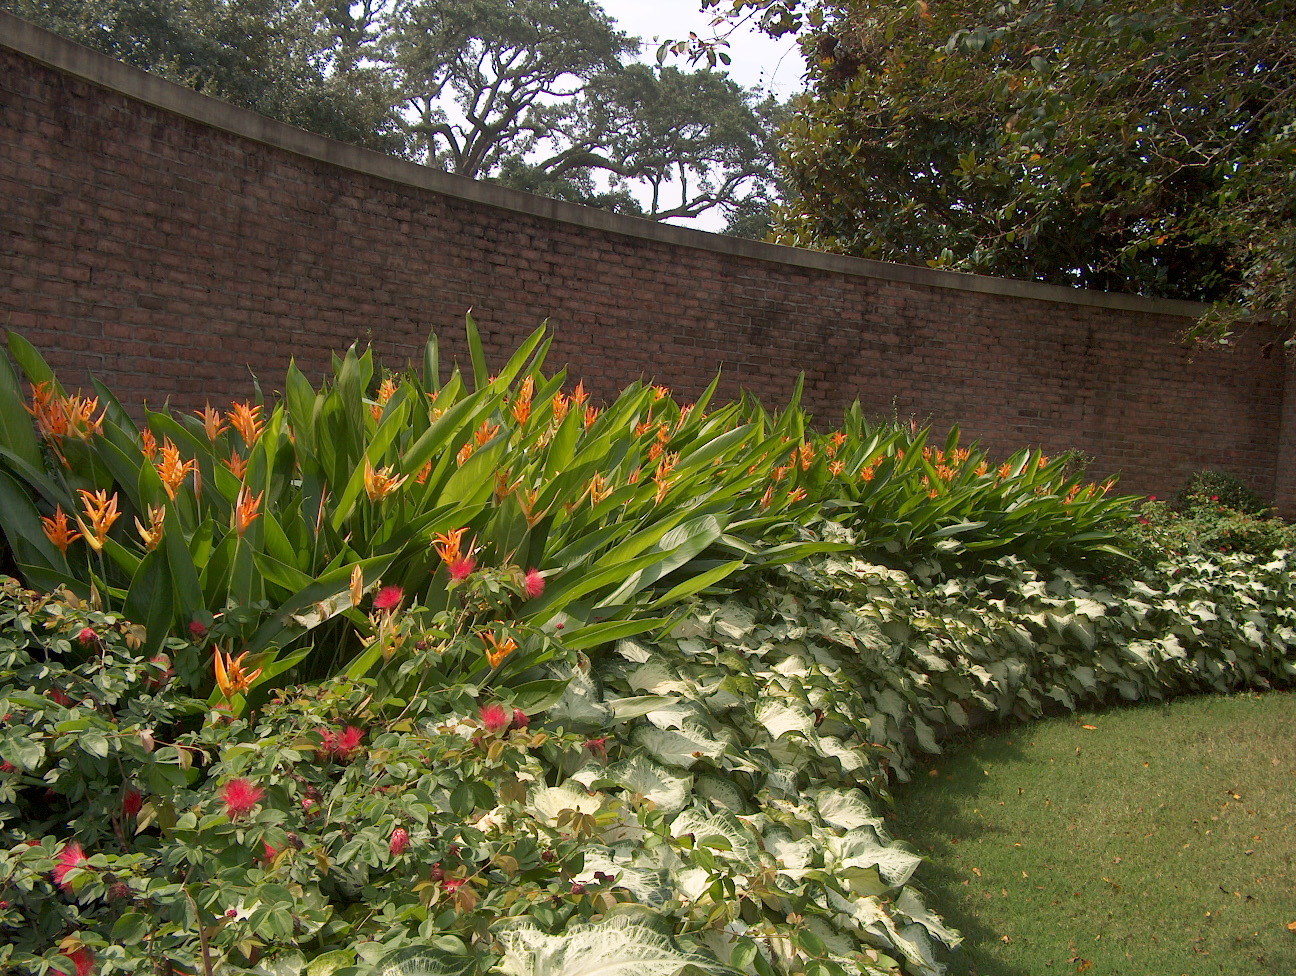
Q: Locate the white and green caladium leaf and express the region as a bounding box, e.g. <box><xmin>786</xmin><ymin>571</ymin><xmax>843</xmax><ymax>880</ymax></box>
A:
<box><xmin>814</xmin><ymin>789</ymin><xmax>884</xmax><ymax>832</ymax></box>
<box><xmin>547</xmin><ymin>666</ymin><xmax>614</xmax><ymax>728</ymax></box>
<box><xmin>632</xmin><ymin>723</ymin><xmax>727</xmax><ymax>769</ymax></box>
<box><xmin>827</xmin><ymin>827</ymin><xmax>923</xmax><ymax>891</ymax></box>
<box><xmin>895</xmin><ymin>887</ymin><xmax>963</xmax><ymax>949</ymax></box>
<box><xmin>604</xmin><ymin>755</ymin><xmax>693</xmax><ymax>815</ymax></box>
<box><xmin>373</xmin><ymin>940</ymin><xmax>475</xmax><ymax>976</ymax></box>
<box><xmin>670</xmin><ymin>809</ymin><xmax>761</xmax><ymax>867</ymax></box>
<box><xmin>527</xmin><ymin>782</ymin><xmax>604</xmax><ymax>826</ymax></box>
<box><xmin>495</xmin><ymin>914</ymin><xmax>739</xmax><ymax>976</ymax></box>
<box><xmin>755</xmin><ymin>698</ymin><xmax>816</xmax><ymax>740</ymax></box>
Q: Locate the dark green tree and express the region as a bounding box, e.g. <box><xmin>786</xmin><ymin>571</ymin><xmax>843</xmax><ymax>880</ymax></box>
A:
<box><xmin>3</xmin><ymin>0</ymin><xmax>408</xmax><ymax>153</ymax></box>
<box><xmin>692</xmin><ymin>0</ymin><xmax>1296</xmax><ymax>341</ymax></box>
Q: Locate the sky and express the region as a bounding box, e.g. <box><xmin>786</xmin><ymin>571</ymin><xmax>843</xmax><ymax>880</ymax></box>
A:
<box><xmin>598</xmin><ymin>0</ymin><xmax>806</xmax><ymax>101</ymax></box>
<box><xmin>594</xmin><ymin>1</ymin><xmax>806</xmax><ymax>230</ymax></box>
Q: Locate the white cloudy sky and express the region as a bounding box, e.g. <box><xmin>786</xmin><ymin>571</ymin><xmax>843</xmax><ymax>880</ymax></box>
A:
<box><xmin>599</xmin><ymin>0</ymin><xmax>805</xmax><ymax>99</ymax></box>
<box><xmin>593</xmin><ymin>1</ymin><xmax>806</xmax><ymax>229</ymax></box>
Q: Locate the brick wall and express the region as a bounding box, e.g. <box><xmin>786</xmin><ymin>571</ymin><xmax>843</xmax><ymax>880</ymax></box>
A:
<box><xmin>1</xmin><ymin>15</ymin><xmax>1291</xmax><ymax>510</ymax></box>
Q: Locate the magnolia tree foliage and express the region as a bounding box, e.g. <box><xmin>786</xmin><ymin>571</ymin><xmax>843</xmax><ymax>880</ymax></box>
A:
<box><xmin>695</xmin><ymin>0</ymin><xmax>1296</xmax><ymax>344</ymax></box>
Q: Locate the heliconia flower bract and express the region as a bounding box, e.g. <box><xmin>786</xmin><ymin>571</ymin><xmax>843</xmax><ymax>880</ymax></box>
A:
<box><xmin>220</xmin><ymin>778</ymin><xmax>265</xmax><ymax>819</ymax></box>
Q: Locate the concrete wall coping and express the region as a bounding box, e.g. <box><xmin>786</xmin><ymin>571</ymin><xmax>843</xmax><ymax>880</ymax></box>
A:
<box><xmin>1</xmin><ymin>10</ymin><xmax>1208</xmax><ymax>319</ymax></box>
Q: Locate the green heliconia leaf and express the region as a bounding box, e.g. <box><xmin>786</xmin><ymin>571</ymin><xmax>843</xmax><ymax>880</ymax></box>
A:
<box><xmin>496</xmin><ymin>914</ymin><xmax>739</xmax><ymax>976</ymax></box>
<box><xmin>244</xmin><ymin>553</ymin><xmax>394</xmax><ymax>656</ymax></box>
<box><xmin>464</xmin><ymin>311</ymin><xmax>489</xmax><ymax>392</ymax></box>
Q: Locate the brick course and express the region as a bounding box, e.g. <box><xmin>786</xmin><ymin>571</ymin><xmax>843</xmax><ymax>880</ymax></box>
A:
<box><xmin>1</xmin><ymin>16</ymin><xmax>1291</xmax><ymax>512</ymax></box>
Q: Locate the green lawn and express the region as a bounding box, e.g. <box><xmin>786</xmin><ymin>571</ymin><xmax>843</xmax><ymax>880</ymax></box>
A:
<box><xmin>890</xmin><ymin>690</ymin><xmax>1296</xmax><ymax>975</ymax></box>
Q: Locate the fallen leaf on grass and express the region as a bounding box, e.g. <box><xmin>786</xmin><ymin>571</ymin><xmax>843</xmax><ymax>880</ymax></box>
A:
<box><xmin>1081</xmin><ymin>724</ymin><xmax>1098</xmax><ymax>730</ymax></box>
<box><xmin>1286</xmin><ymin>921</ymin><xmax>1296</xmax><ymax>932</ymax></box>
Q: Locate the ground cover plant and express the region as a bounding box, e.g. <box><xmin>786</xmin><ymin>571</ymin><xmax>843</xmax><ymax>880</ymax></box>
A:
<box><xmin>0</xmin><ymin>322</ymin><xmax>1292</xmax><ymax>976</ymax></box>
<box><xmin>890</xmin><ymin>691</ymin><xmax>1296</xmax><ymax>975</ymax></box>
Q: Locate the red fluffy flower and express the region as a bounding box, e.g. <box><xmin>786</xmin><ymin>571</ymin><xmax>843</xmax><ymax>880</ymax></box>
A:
<box><xmin>373</xmin><ymin>585</ymin><xmax>404</xmax><ymax>611</ymax></box>
<box><xmin>523</xmin><ymin>568</ymin><xmax>545</xmax><ymax>599</ymax></box>
<box><xmin>479</xmin><ymin>703</ymin><xmax>510</xmax><ymax>735</ymax></box>
<box><xmin>510</xmin><ymin>708</ymin><xmax>529</xmax><ymax>731</ymax></box>
<box><xmin>188</xmin><ymin>620</ymin><xmax>207</xmax><ymax>639</ymax></box>
<box><xmin>389</xmin><ymin>827</ymin><xmax>410</xmax><ymax>856</ymax></box>
<box><xmin>51</xmin><ymin>947</ymin><xmax>95</xmax><ymax>976</ymax></box>
<box><xmin>220</xmin><ymin>778</ymin><xmax>265</xmax><ymax>819</ymax></box>
<box><xmin>52</xmin><ymin>841</ymin><xmax>90</xmax><ymax>892</ymax></box>
<box><xmin>447</xmin><ymin>556</ymin><xmax>476</xmax><ymax>581</ymax></box>
<box><xmin>121</xmin><ymin>787</ymin><xmax>143</xmax><ymax>820</ymax></box>
<box><xmin>76</xmin><ymin>627</ymin><xmax>98</xmax><ymax>647</ymax></box>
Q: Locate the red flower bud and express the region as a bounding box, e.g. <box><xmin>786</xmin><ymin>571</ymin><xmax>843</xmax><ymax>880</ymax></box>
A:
<box><xmin>390</xmin><ymin>827</ymin><xmax>410</xmax><ymax>856</ymax></box>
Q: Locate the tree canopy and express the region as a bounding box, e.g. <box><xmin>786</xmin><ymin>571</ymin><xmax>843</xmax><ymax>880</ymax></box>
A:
<box><xmin>5</xmin><ymin>0</ymin><xmax>780</xmax><ymax>229</ymax></box>
<box><xmin>697</xmin><ymin>0</ymin><xmax>1296</xmax><ymax>343</ymax></box>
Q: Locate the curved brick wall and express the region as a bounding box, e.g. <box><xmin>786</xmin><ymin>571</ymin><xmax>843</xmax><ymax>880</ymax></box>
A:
<box><xmin>1</xmin><ymin>13</ymin><xmax>1292</xmax><ymax>511</ymax></box>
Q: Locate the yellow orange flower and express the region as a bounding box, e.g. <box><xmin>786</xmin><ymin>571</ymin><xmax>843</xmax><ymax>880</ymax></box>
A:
<box><xmin>830</xmin><ymin>431</ymin><xmax>848</xmax><ymax>449</ymax></box>
<box><xmin>787</xmin><ymin>487</ymin><xmax>807</xmax><ymax>503</ymax></box>
<box><xmin>588</xmin><ymin>473</ymin><xmax>611</xmax><ymax>505</ymax></box>
<box><xmin>997</xmin><ymin>462</ymin><xmax>1013</xmax><ymax>480</ymax></box>
<box><xmin>140</xmin><ymin>428</ymin><xmax>158</xmax><ymax>461</ymax></box>
<box><xmin>432</xmin><ymin>527</ymin><xmax>469</xmax><ymax>565</ymax></box>
<box><xmin>363</xmin><ymin>459</ymin><xmax>408</xmax><ymax>502</ymax></box>
<box><xmin>518</xmin><ymin>489</ymin><xmax>545</xmax><ymax>528</ymax></box>
<box><xmin>234</xmin><ymin>486</ymin><xmax>263</xmax><ymax>537</ymax></box>
<box><xmin>627</xmin><ymin>467</ymin><xmax>641</xmax><ymax>485</ymax></box>
<box><xmin>41</xmin><ymin>506</ymin><xmax>81</xmax><ymax>554</ymax></box>
<box><xmin>651</xmin><ymin>384</ymin><xmax>670</xmax><ymax>401</ymax></box>
<box><xmin>456</xmin><ymin>442</ymin><xmax>474</xmax><ymax>465</ymax></box>
<box><xmin>415</xmin><ymin>460</ymin><xmax>433</xmax><ymax>485</ymax></box>
<box><xmin>156</xmin><ymin>438</ymin><xmax>198</xmax><ymax>500</ymax></box>
<box><xmin>799</xmin><ymin>443</ymin><xmax>816</xmax><ymax>471</ymax></box>
<box><xmin>28</xmin><ymin>382</ymin><xmax>68</xmax><ymax>440</ymax></box>
<box><xmin>224</xmin><ymin>449</ymin><xmax>248</xmax><ymax>480</ymax></box>
<box><xmin>583</xmin><ymin>405</ymin><xmax>600</xmax><ymax>429</ymax></box>
<box><xmin>771</xmin><ymin>465</ymin><xmax>788</xmax><ymax>482</ymax></box>
<box><xmin>228</xmin><ymin>401</ymin><xmax>264</xmax><ymax>447</ymax></box>
<box><xmin>572</xmin><ymin>381</ymin><xmax>588</xmax><ymax>408</ymax></box>
<box><xmin>975</xmin><ymin>461</ymin><xmax>989</xmax><ymax>476</ymax></box>
<box><xmin>511</xmin><ymin>376</ymin><xmax>534</xmax><ymax>425</ymax></box>
<box><xmin>494</xmin><ymin>468</ymin><xmax>521</xmax><ymax>500</ymax></box>
<box><xmin>134</xmin><ymin>505</ymin><xmax>166</xmax><ymax>551</ymax></box>
<box><xmin>1038</xmin><ymin>455</ymin><xmax>1049</xmax><ymax>469</ymax></box>
<box><xmin>214</xmin><ymin>648</ymin><xmax>262</xmax><ymax>700</ymax></box>
<box><xmin>828</xmin><ymin>460</ymin><xmax>845</xmax><ymax>477</ymax></box>
<box><xmin>195</xmin><ymin>405</ymin><xmax>227</xmax><ymax>443</ymax></box>
<box><xmin>551</xmin><ymin>392</ymin><xmax>570</xmax><ymax>423</ymax></box>
<box><xmin>860</xmin><ymin>462</ymin><xmax>877</xmax><ymax>483</ymax></box>
<box><xmin>350</xmin><ymin>564</ymin><xmax>365</xmax><ymax>607</ymax></box>
<box><xmin>475</xmin><ymin>421</ymin><xmax>500</xmax><ymax>447</ymax></box>
<box><xmin>759</xmin><ymin>484</ymin><xmax>774</xmax><ymax>511</ymax></box>
<box><xmin>634</xmin><ymin>419</ymin><xmax>656</xmax><ymax>438</ymax></box>
<box><xmin>675</xmin><ymin>405</ymin><xmax>693</xmax><ymax>431</ymax></box>
<box><xmin>482</xmin><ymin>631</ymin><xmax>518</xmax><ymax>669</ymax></box>
<box><xmin>76</xmin><ymin>489</ymin><xmax>121</xmax><ymax>551</ymax></box>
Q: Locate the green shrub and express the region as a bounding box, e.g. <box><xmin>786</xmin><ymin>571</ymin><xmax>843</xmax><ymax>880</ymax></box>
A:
<box><xmin>1174</xmin><ymin>469</ymin><xmax>1270</xmax><ymax>516</ymax></box>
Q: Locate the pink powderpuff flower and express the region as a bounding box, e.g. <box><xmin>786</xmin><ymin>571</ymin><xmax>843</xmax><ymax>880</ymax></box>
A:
<box><xmin>479</xmin><ymin>704</ymin><xmax>510</xmax><ymax>735</ymax></box>
<box><xmin>51</xmin><ymin>947</ymin><xmax>95</xmax><ymax>976</ymax></box>
<box><xmin>389</xmin><ymin>827</ymin><xmax>410</xmax><ymax>856</ymax></box>
<box><xmin>510</xmin><ymin>708</ymin><xmax>528</xmax><ymax>731</ymax></box>
<box><xmin>584</xmin><ymin>736</ymin><xmax>609</xmax><ymax>758</ymax></box>
<box><xmin>76</xmin><ymin>628</ymin><xmax>98</xmax><ymax>647</ymax></box>
<box><xmin>220</xmin><ymin>778</ymin><xmax>265</xmax><ymax>819</ymax></box>
<box><xmin>442</xmin><ymin>877</ymin><xmax>466</xmax><ymax>894</ymax></box>
<box><xmin>188</xmin><ymin>620</ymin><xmax>207</xmax><ymax>639</ymax></box>
<box><xmin>448</xmin><ymin>556</ymin><xmax>476</xmax><ymax>581</ymax></box>
<box><xmin>49</xmin><ymin>688</ymin><xmax>73</xmax><ymax>707</ymax></box>
<box><xmin>52</xmin><ymin>841</ymin><xmax>90</xmax><ymax>892</ymax></box>
<box><xmin>373</xmin><ymin>585</ymin><xmax>404</xmax><ymax>611</ymax></box>
<box><xmin>523</xmin><ymin>568</ymin><xmax>545</xmax><ymax>599</ymax></box>
<box><xmin>332</xmin><ymin>725</ymin><xmax>365</xmax><ymax>761</ymax></box>
<box><xmin>122</xmin><ymin>788</ymin><xmax>143</xmax><ymax>820</ymax></box>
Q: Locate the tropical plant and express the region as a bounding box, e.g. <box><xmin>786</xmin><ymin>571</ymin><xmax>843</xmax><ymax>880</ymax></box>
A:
<box><xmin>0</xmin><ymin>320</ymin><xmax>811</xmax><ymax>709</ymax></box>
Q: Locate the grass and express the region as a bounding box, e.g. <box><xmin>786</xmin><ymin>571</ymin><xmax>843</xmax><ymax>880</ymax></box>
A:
<box><xmin>889</xmin><ymin>690</ymin><xmax>1296</xmax><ymax>975</ymax></box>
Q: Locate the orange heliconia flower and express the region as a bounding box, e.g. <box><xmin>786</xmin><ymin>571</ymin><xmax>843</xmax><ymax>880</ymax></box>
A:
<box><xmin>511</xmin><ymin>376</ymin><xmax>535</xmax><ymax>425</ymax></box>
<box><xmin>860</xmin><ymin>462</ymin><xmax>878</xmax><ymax>483</ymax></box>
<box><xmin>1038</xmin><ymin>455</ymin><xmax>1049</xmax><ymax>469</ymax></box>
<box><xmin>494</xmin><ymin>468</ymin><xmax>521</xmax><ymax>501</ymax></box>
<box><xmin>156</xmin><ymin>439</ymin><xmax>198</xmax><ymax>500</ymax></box>
<box><xmin>195</xmin><ymin>405</ymin><xmax>227</xmax><ymax>443</ymax></box>
<box><xmin>76</xmin><ymin>489</ymin><xmax>121</xmax><ymax>551</ymax></box>
<box><xmin>634</xmin><ymin>420</ymin><xmax>656</xmax><ymax>438</ymax></box>
<box><xmin>482</xmin><ymin>631</ymin><xmax>518</xmax><ymax>670</ymax></box>
<box><xmin>654</xmin><ymin>474</ymin><xmax>673</xmax><ymax>505</ymax></box>
<box><xmin>975</xmin><ymin>461</ymin><xmax>990</xmax><ymax>476</ymax></box>
<box><xmin>432</xmin><ymin>527</ymin><xmax>469</xmax><ymax>565</ymax></box>
<box><xmin>627</xmin><ymin>467</ymin><xmax>641</xmax><ymax>485</ymax></box>
<box><xmin>830</xmin><ymin>431</ymin><xmax>848</xmax><ymax>449</ymax></box>
<box><xmin>456</xmin><ymin>442</ymin><xmax>474</xmax><ymax>466</ymax></box>
<box><xmin>787</xmin><ymin>487</ymin><xmax>807</xmax><ymax>503</ymax></box>
<box><xmin>828</xmin><ymin>460</ymin><xmax>845</xmax><ymax>477</ymax></box>
<box><xmin>551</xmin><ymin>392</ymin><xmax>570</xmax><ymax>423</ymax></box>
<box><xmin>140</xmin><ymin>428</ymin><xmax>158</xmax><ymax>461</ymax></box>
<box><xmin>234</xmin><ymin>486</ymin><xmax>263</xmax><ymax>537</ymax></box>
<box><xmin>651</xmin><ymin>384</ymin><xmax>670</xmax><ymax>401</ymax></box>
<box><xmin>225</xmin><ymin>449</ymin><xmax>248</xmax><ymax>480</ymax></box>
<box><xmin>415</xmin><ymin>460</ymin><xmax>433</xmax><ymax>485</ymax></box>
<box><xmin>518</xmin><ymin>489</ymin><xmax>546</xmax><ymax>529</ymax></box>
<box><xmin>935</xmin><ymin>464</ymin><xmax>956</xmax><ymax>482</ymax></box>
<box><xmin>214</xmin><ymin>648</ymin><xmax>263</xmax><ymax>700</ymax></box>
<box><xmin>583</xmin><ymin>405</ymin><xmax>600</xmax><ymax>429</ymax></box>
<box><xmin>771</xmin><ymin>465</ymin><xmax>789</xmax><ymax>482</ymax></box>
<box><xmin>759</xmin><ymin>484</ymin><xmax>775</xmax><ymax>511</ymax></box>
<box><xmin>997</xmin><ymin>462</ymin><xmax>1014</xmax><ymax>480</ymax></box>
<box><xmin>571</xmin><ymin>381</ymin><xmax>588</xmax><ymax>408</ymax></box>
<box><xmin>134</xmin><ymin>505</ymin><xmax>166</xmax><ymax>551</ymax></box>
<box><xmin>363</xmin><ymin>459</ymin><xmax>408</xmax><ymax>502</ymax></box>
<box><xmin>799</xmin><ymin>442</ymin><xmax>815</xmax><ymax>471</ymax></box>
<box><xmin>28</xmin><ymin>382</ymin><xmax>103</xmax><ymax>445</ymax></box>
<box><xmin>588</xmin><ymin>473</ymin><xmax>611</xmax><ymax>505</ymax></box>
<box><xmin>675</xmin><ymin>405</ymin><xmax>693</xmax><ymax>431</ymax></box>
<box><xmin>228</xmin><ymin>401</ymin><xmax>264</xmax><ymax>447</ymax></box>
<box><xmin>475</xmin><ymin>421</ymin><xmax>500</xmax><ymax>447</ymax></box>
<box><xmin>41</xmin><ymin>506</ymin><xmax>81</xmax><ymax>554</ymax></box>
